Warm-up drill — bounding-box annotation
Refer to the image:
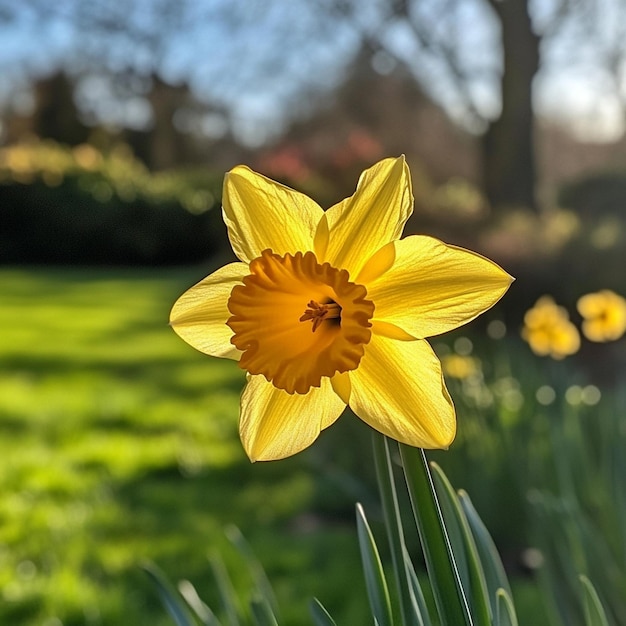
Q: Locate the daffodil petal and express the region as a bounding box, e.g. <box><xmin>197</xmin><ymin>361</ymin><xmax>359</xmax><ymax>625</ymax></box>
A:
<box><xmin>169</xmin><ymin>262</ymin><xmax>248</xmax><ymax>359</ymax></box>
<box><xmin>239</xmin><ymin>375</ymin><xmax>346</xmax><ymax>461</ymax></box>
<box><xmin>319</xmin><ymin>156</ymin><xmax>413</xmax><ymax>278</ymax></box>
<box><xmin>223</xmin><ymin>165</ymin><xmax>324</xmax><ymax>262</ymax></box>
<box><xmin>347</xmin><ymin>335</ymin><xmax>456</xmax><ymax>449</ymax></box>
<box><xmin>366</xmin><ymin>236</ymin><xmax>513</xmax><ymax>338</ymax></box>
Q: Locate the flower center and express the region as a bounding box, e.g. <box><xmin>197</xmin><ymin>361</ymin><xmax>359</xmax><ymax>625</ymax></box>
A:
<box><xmin>300</xmin><ymin>299</ymin><xmax>342</xmax><ymax>332</ymax></box>
<box><xmin>227</xmin><ymin>249</ymin><xmax>374</xmax><ymax>394</ymax></box>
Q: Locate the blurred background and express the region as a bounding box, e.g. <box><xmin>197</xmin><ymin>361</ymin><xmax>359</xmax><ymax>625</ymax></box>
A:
<box><xmin>1</xmin><ymin>1</ymin><xmax>625</xmax><ymax>625</ymax></box>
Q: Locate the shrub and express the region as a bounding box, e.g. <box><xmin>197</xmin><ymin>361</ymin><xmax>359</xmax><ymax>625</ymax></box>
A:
<box><xmin>558</xmin><ymin>170</ymin><xmax>626</xmax><ymax>219</ymax></box>
<box><xmin>0</xmin><ymin>140</ymin><xmax>227</xmax><ymax>265</ymax></box>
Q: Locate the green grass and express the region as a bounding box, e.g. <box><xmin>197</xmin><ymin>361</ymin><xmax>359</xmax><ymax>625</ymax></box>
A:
<box><xmin>0</xmin><ymin>266</ymin><xmax>561</xmax><ymax>626</ymax></box>
<box><xmin>0</xmin><ymin>266</ymin><xmax>372</xmax><ymax>626</ymax></box>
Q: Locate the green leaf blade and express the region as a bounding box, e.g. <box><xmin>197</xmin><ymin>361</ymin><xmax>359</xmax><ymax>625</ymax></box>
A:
<box><xmin>580</xmin><ymin>575</ymin><xmax>610</xmax><ymax>626</ymax></box>
<box><xmin>372</xmin><ymin>433</ymin><xmax>430</xmax><ymax>626</ymax></box>
<box><xmin>459</xmin><ymin>490</ymin><xmax>512</xmax><ymax>600</ymax></box>
<box><xmin>309</xmin><ymin>598</ymin><xmax>338</xmax><ymax>626</ymax></box>
<box><xmin>226</xmin><ymin>525</ymin><xmax>279</xmax><ymax>619</ymax></box>
<box><xmin>495</xmin><ymin>589</ymin><xmax>519</xmax><ymax>626</ymax></box>
<box><xmin>430</xmin><ymin>464</ymin><xmax>491</xmax><ymax>626</ymax></box>
<box><xmin>178</xmin><ymin>580</ymin><xmax>223</xmax><ymax>626</ymax></box>
<box><xmin>142</xmin><ymin>562</ymin><xmax>199</xmax><ymax>626</ymax></box>
<box><xmin>356</xmin><ymin>502</ymin><xmax>394</xmax><ymax>626</ymax></box>
<box><xmin>249</xmin><ymin>597</ymin><xmax>279</xmax><ymax>626</ymax></box>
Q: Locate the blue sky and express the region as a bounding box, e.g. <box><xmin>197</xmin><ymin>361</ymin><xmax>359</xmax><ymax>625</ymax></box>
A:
<box><xmin>0</xmin><ymin>0</ymin><xmax>624</xmax><ymax>144</ymax></box>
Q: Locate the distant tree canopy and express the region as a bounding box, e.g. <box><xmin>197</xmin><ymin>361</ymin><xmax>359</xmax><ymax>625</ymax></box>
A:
<box><xmin>317</xmin><ymin>0</ymin><xmax>624</xmax><ymax>211</ymax></box>
<box><xmin>1</xmin><ymin>0</ymin><xmax>626</xmax><ymax>211</ymax></box>
<box><xmin>1</xmin><ymin>70</ymin><xmax>238</xmax><ymax>171</ymax></box>
<box><xmin>254</xmin><ymin>47</ymin><xmax>479</xmax><ymax>197</ymax></box>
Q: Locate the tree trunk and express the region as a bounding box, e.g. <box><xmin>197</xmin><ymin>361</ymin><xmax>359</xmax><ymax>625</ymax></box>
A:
<box><xmin>483</xmin><ymin>0</ymin><xmax>541</xmax><ymax>212</ymax></box>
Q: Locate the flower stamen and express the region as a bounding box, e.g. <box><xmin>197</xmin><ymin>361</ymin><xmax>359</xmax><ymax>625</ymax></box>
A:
<box><xmin>300</xmin><ymin>300</ymin><xmax>342</xmax><ymax>332</ymax></box>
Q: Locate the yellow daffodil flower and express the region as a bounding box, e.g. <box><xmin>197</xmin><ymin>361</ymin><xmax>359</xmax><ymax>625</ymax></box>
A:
<box><xmin>577</xmin><ymin>289</ymin><xmax>626</xmax><ymax>342</ymax></box>
<box><xmin>170</xmin><ymin>157</ymin><xmax>513</xmax><ymax>461</ymax></box>
<box><xmin>522</xmin><ymin>296</ymin><xmax>580</xmax><ymax>359</ymax></box>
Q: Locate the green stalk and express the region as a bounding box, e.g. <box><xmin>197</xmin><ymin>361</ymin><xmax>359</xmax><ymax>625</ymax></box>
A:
<box><xmin>399</xmin><ymin>445</ymin><xmax>473</xmax><ymax>626</ymax></box>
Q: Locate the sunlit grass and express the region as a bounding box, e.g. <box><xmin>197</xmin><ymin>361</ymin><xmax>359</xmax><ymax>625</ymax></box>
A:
<box><xmin>0</xmin><ymin>267</ymin><xmax>369</xmax><ymax>626</ymax></box>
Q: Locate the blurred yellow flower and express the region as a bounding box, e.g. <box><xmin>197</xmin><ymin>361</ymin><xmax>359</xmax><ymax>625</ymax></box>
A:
<box><xmin>522</xmin><ymin>296</ymin><xmax>580</xmax><ymax>359</ymax></box>
<box><xmin>577</xmin><ymin>290</ymin><xmax>626</xmax><ymax>342</ymax></box>
<box><xmin>441</xmin><ymin>354</ymin><xmax>480</xmax><ymax>380</ymax></box>
<box><xmin>73</xmin><ymin>144</ymin><xmax>102</xmax><ymax>170</ymax></box>
<box><xmin>170</xmin><ymin>157</ymin><xmax>513</xmax><ymax>461</ymax></box>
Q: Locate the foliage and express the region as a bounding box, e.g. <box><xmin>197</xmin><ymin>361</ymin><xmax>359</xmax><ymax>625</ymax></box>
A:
<box><xmin>0</xmin><ymin>140</ymin><xmax>228</xmax><ymax>265</ymax></box>
<box><xmin>527</xmin><ymin>386</ymin><xmax>626</xmax><ymax>626</ymax></box>
<box><xmin>1</xmin><ymin>267</ymin><xmax>624</xmax><ymax>625</ymax></box>
<box><xmin>558</xmin><ymin>171</ymin><xmax>626</xmax><ymax>219</ymax></box>
<box><xmin>548</xmin><ymin>170</ymin><xmax>626</xmax><ymax>302</ymax></box>
<box><xmin>430</xmin><ymin>327</ymin><xmax>626</xmax><ymax>625</ymax></box>
<box><xmin>147</xmin><ymin>438</ymin><xmax>611</xmax><ymax>626</ymax></box>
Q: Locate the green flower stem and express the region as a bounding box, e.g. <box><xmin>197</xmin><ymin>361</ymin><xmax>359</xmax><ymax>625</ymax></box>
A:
<box><xmin>399</xmin><ymin>444</ymin><xmax>474</xmax><ymax>626</ymax></box>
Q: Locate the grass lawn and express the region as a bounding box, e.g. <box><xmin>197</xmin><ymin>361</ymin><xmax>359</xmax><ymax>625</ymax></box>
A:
<box><xmin>0</xmin><ymin>266</ymin><xmax>548</xmax><ymax>625</ymax></box>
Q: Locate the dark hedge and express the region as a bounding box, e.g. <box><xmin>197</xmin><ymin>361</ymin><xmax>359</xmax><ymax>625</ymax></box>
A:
<box><xmin>0</xmin><ymin>141</ymin><xmax>228</xmax><ymax>266</ymax></box>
